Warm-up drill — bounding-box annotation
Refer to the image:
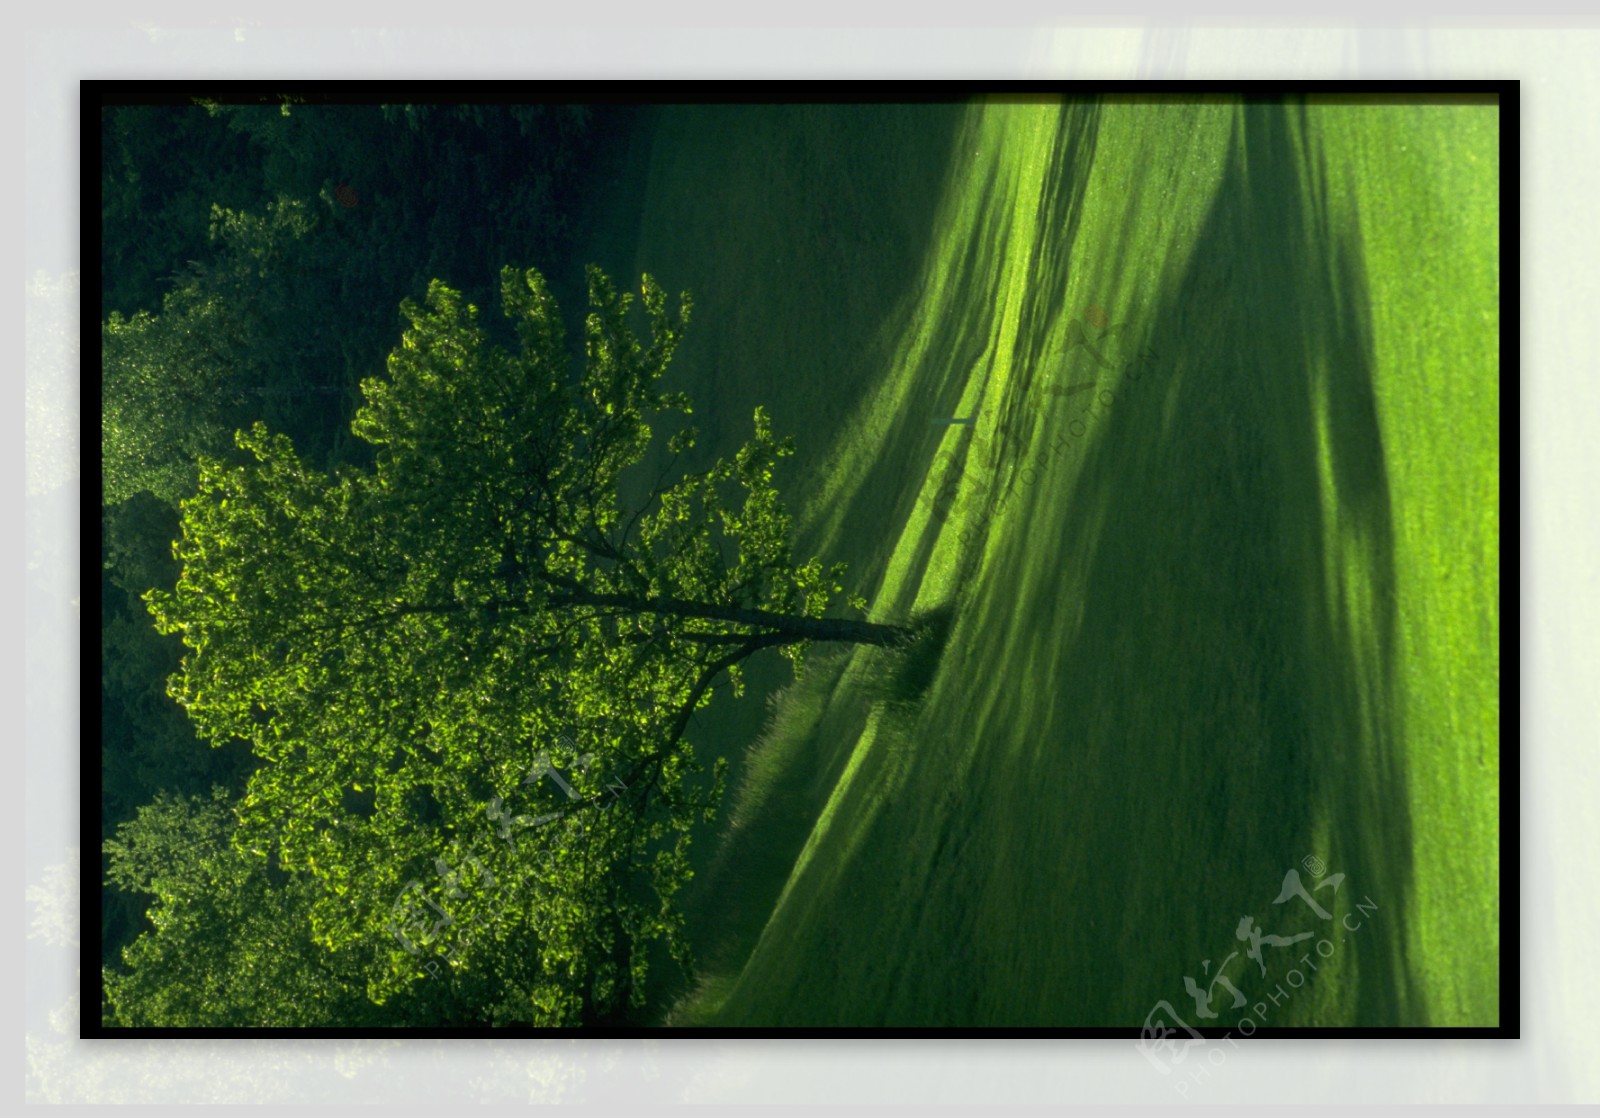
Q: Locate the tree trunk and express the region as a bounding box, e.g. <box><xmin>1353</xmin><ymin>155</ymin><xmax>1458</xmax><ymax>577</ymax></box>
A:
<box><xmin>554</xmin><ymin>588</ymin><xmax>913</xmax><ymax>647</ymax></box>
<box><xmin>309</xmin><ymin>589</ymin><xmax>916</xmax><ymax>650</ymax></box>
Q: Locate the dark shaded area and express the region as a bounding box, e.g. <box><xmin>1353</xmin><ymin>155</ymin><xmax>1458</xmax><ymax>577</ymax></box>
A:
<box><xmin>101</xmin><ymin>105</ymin><xmax>265</xmax><ymax>321</ymax></box>
<box><xmin>603</xmin><ymin>104</ymin><xmax>971</xmax><ymax>1023</ymax></box>
<box><xmin>102</xmin><ymin>101</ymin><xmax>613</xmax><ymax>475</ymax></box>
<box><xmin>870</xmin><ymin>604</ymin><xmax>958</xmax><ymax>705</ymax></box>
<box><xmin>618</xmin><ymin>103</ymin><xmax>970</xmax><ymax>492</ymax></box>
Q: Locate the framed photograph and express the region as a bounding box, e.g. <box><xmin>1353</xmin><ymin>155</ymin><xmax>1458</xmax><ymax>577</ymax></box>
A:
<box><xmin>88</xmin><ymin>82</ymin><xmax>1512</xmax><ymax>1047</ymax></box>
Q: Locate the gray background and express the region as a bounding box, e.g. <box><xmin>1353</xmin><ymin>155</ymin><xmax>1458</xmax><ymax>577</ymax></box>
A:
<box><xmin>22</xmin><ymin>8</ymin><xmax>1577</xmax><ymax>1113</ymax></box>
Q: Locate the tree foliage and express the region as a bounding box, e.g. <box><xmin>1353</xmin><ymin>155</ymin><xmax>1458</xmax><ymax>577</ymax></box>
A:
<box><xmin>101</xmin><ymin>194</ymin><xmax>334</xmax><ymax>508</ymax></box>
<box><xmin>102</xmin><ymin>285</ymin><xmax>249</xmax><ymax>508</ymax></box>
<box><xmin>98</xmin><ymin>103</ymin><xmax>627</xmax><ymax>1016</ymax></box>
<box><xmin>101</xmin><ymin>788</ymin><xmax>372</xmax><ymax>1027</ymax></box>
<box><xmin>143</xmin><ymin>265</ymin><xmax>908</xmax><ymax>1024</ymax></box>
<box><xmin>93</xmin><ymin>103</ymin><xmax>617</xmax><ymax>998</ymax></box>
<box><xmin>101</xmin><ymin>105</ymin><xmax>264</xmax><ymax>321</ymax></box>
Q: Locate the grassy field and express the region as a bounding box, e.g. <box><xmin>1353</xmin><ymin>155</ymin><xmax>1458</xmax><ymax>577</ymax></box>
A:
<box><xmin>595</xmin><ymin>96</ymin><xmax>1498</xmax><ymax>1028</ymax></box>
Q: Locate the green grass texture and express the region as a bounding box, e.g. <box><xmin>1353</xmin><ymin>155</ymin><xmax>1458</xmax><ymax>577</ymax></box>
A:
<box><xmin>603</xmin><ymin>96</ymin><xmax>1498</xmax><ymax>1028</ymax></box>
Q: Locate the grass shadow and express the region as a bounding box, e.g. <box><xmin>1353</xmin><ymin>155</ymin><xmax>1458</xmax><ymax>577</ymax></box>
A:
<box><xmin>955</xmin><ymin>98</ymin><xmax>1423</xmax><ymax>1025</ymax></box>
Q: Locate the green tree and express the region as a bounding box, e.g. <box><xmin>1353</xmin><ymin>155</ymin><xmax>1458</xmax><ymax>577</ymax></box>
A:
<box><xmin>144</xmin><ymin>265</ymin><xmax>917</xmax><ymax>1025</ymax></box>
<box><xmin>101</xmin><ymin>787</ymin><xmax>381</xmax><ymax>1027</ymax></box>
<box><xmin>102</xmin><ymin>282</ymin><xmax>250</xmax><ymax>507</ymax></box>
<box><xmin>101</xmin><ymin>195</ymin><xmax>341</xmax><ymax>507</ymax></box>
<box><xmin>101</xmin><ymin>104</ymin><xmax>265</xmax><ymax>320</ymax></box>
<box><xmin>101</xmin><ymin>785</ymin><xmax>562</xmax><ymax>1028</ymax></box>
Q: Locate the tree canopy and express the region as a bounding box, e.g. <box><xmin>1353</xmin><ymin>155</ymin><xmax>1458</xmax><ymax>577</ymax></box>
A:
<box><xmin>101</xmin><ymin>787</ymin><xmax>370</xmax><ymax>1028</ymax></box>
<box><xmin>138</xmin><ymin>264</ymin><xmax>913</xmax><ymax>1024</ymax></box>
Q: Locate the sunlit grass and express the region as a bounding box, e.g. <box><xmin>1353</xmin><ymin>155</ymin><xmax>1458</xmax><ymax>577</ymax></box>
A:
<box><xmin>646</xmin><ymin>96</ymin><xmax>1498</xmax><ymax>1028</ymax></box>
